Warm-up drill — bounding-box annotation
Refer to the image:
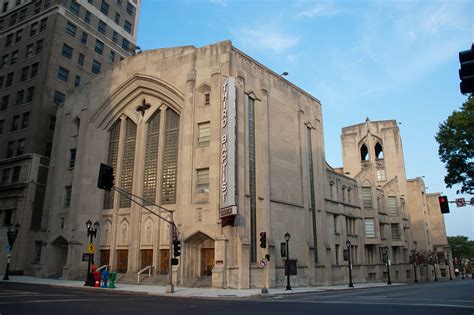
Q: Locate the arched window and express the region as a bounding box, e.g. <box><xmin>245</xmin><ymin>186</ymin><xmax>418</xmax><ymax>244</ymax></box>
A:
<box><xmin>143</xmin><ymin>110</ymin><xmax>161</xmax><ymax>204</ymax></box>
<box><xmin>375</xmin><ymin>142</ymin><xmax>384</xmax><ymax>159</ymax></box>
<box><xmin>360</xmin><ymin>144</ymin><xmax>369</xmax><ymax>161</ymax></box>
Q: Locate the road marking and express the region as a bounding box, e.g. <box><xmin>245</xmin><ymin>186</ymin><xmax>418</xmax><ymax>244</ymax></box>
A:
<box><xmin>0</xmin><ymin>297</ymin><xmax>152</xmax><ymax>305</ymax></box>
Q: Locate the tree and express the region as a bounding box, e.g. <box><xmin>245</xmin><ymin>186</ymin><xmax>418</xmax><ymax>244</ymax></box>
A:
<box><xmin>447</xmin><ymin>235</ymin><xmax>474</xmax><ymax>259</ymax></box>
<box><xmin>435</xmin><ymin>97</ymin><xmax>474</xmax><ymax>194</ymax></box>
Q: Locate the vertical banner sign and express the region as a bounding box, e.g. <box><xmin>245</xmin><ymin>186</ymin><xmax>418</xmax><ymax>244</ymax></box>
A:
<box><xmin>220</xmin><ymin>77</ymin><xmax>238</xmax><ymax>222</ymax></box>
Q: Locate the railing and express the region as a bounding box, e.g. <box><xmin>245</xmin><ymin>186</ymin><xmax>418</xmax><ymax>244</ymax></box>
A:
<box><xmin>97</xmin><ymin>265</ymin><xmax>109</xmax><ymax>272</ymax></box>
<box><xmin>137</xmin><ymin>266</ymin><xmax>152</xmax><ymax>285</ymax></box>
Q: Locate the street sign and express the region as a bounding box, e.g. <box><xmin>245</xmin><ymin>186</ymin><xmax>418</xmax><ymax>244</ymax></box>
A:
<box><xmin>260</xmin><ymin>258</ymin><xmax>268</xmax><ymax>268</ymax></box>
<box><xmin>82</xmin><ymin>253</ymin><xmax>93</xmax><ymax>262</ymax></box>
<box><xmin>87</xmin><ymin>243</ymin><xmax>96</xmax><ymax>254</ymax></box>
<box><xmin>455</xmin><ymin>198</ymin><xmax>466</xmax><ymax>207</ymax></box>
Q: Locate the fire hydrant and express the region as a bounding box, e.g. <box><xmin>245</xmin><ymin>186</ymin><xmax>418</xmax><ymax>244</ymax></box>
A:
<box><xmin>109</xmin><ymin>272</ymin><xmax>117</xmax><ymax>288</ymax></box>
<box><xmin>93</xmin><ymin>270</ymin><xmax>101</xmax><ymax>287</ymax></box>
<box><xmin>101</xmin><ymin>269</ymin><xmax>109</xmax><ymax>288</ymax></box>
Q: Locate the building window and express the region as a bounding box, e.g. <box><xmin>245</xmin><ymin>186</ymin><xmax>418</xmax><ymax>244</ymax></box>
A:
<box><xmin>10</xmin><ymin>115</ymin><xmax>19</xmax><ymax>132</ymax></box>
<box><xmin>10</xmin><ymin>13</ymin><xmax>17</xmax><ymax>27</ymax></box>
<box><xmin>81</xmin><ymin>31</ymin><xmax>88</xmax><ymax>45</ymax></box>
<box><xmin>34</xmin><ymin>1</ymin><xmax>41</xmax><ymax>13</ymax></box>
<box><xmin>16</xmin><ymin>138</ymin><xmax>25</xmax><ymax>155</ymax></box>
<box><xmin>30</xmin><ymin>22</ymin><xmax>38</xmax><ymax>36</ymax></box>
<box><xmin>365</xmin><ymin>218</ymin><xmax>376</xmax><ymax>238</ymax></box>
<box><xmin>1</xmin><ymin>55</ymin><xmax>8</xmax><ymax>68</ymax></box>
<box><xmin>5</xmin><ymin>72</ymin><xmax>14</xmax><ymax>87</ymax></box>
<box><xmin>22</xmin><ymin>112</ymin><xmax>29</xmax><ymax>128</ymax></box>
<box><xmin>124</xmin><ymin>20</ymin><xmax>131</xmax><ymax>33</ymax></box>
<box><xmin>119</xmin><ymin>118</ymin><xmax>137</xmax><ymax>208</ymax></box>
<box><xmin>346</xmin><ymin>216</ymin><xmax>356</xmax><ymax>236</ymax></box>
<box><xmin>121</xmin><ymin>38</ymin><xmax>129</xmax><ymax>51</ymax></box>
<box><xmin>36</xmin><ymin>39</ymin><xmax>43</xmax><ymax>54</ymax></box>
<box><xmin>391</xmin><ymin>223</ymin><xmax>401</xmax><ymax>241</ymax></box>
<box><xmin>84</xmin><ymin>10</ymin><xmax>91</xmax><ymax>24</ymax></box>
<box><xmin>15</xmin><ymin>29</ymin><xmax>22</xmax><ymax>42</ymax></box>
<box><xmin>20</xmin><ymin>66</ymin><xmax>28</xmax><ymax>82</ymax></box>
<box><xmin>95</xmin><ymin>39</ymin><xmax>104</xmax><ymax>54</ymax></box>
<box><xmin>19</xmin><ymin>9</ymin><xmax>26</xmax><ymax>21</ymax></box>
<box><xmin>112</xmin><ymin>31</ymin><xmax>118</xmax><ymax>43</ymax></box>
<box><xmin>1</xmin><ymin>169</ymin><xmax>10</xmax><ymax>185</ymax></box>
<box><xmin>39</xmin><ymin>18</ymin><xmax>47</xmax><ymax>32</ymax></box>
<box><xmin>11</xmin><ymin>166</ymin><xmax>20</xmax><ymax>182</ymax></box>
<box><xmin>74</xmin><ymin>75</ymin><xmax>81</xmax><ymax>87</ymax></box>
<box><xmin>197</xmin><ymin>121</ymin><xmax>210</xmax><ymax>146</ymax></box>
<box><xmin>91</xmin><ymin>59</ymin><xmax>101</xmax><ymax>74</ymax></box>
<box><xmin>360</xmin><ymin>144</ymin><xmax>369</xmax><ymax>161</ymax></box>
<box><xmin>10</xmin><ymin>50</ymin><xmax>18</xmax><ymax>64</ymax></box>
<box><xmin>126</xmin><ymin>2</ymin><xmax>134</xmax><ymax>15</ymax></box>
<box><xmin>25</xmin><ymin>87</ymin><xmax>34</xmax><ymax>103</ymax></box>
<box><xmin>375</xmin><ymin>142</ymin><xmax>384</xmax><ymax>159</ymax></box>
<box><xmin>204</xmin><ymin>92</ymin><xmax>210</xmax><ymax>105</ymax></box>
<box><xmin>161</xmin><ymin>109</ymin><xmax>180</xmax><ymax>204</ymax></box>
<box><xmin>31</xmin><ymin>63</ymin><xmax>39</xmax><ymax>78</ymax></box>
<box><xmin>25</xmin><ymin>44</ymin><xmax>34</xmax><ymax>58</ymax></box>
<box><xmin>98</xmin><ymin>20</ymin><xmax>106</xmax><ymax>35</ymax></box>
<box><xmin>62</xmin><ymin>43</ymin><xmax>73</xmax><ymax>59</ymax></box>
<box><xmin>65</xmin><ymin>22</ymin><xmax>76</xmax><ymax>37</ymax></box>
<box><xmin>109</xmin><ymin>50</ymin><xmax>115</xmax><ymax>63</ymax></box>
<box><xmin>143</xmin><ymin>110</ymin><xmax>160</xmax><ymax>204</ymax></box>
<box><xmin>49</xmin><ymin>116</ymin><xmax>56</xmax><ymax>131</ymax></box>
<box><xmin>69</xmin><ymin>148</ymin><xmax>76</xmax><ymax>168</ymax></box>
<box><xmin>100</xmin><ymin>0</ymin><xmax>109</xmax><ymax>15</ymax></box>
<box><xmin>57</xmin><ymin>66</ymin><xmax>69</xmax><ymax>83</ymax></box>
<box><xmin>78</xmin><ymin>53</ymin><xmax>85</xmax><ymax>66</ymax></box>
<box><xmin>333</xmin><ymin>214</ymin><xmax>339</xmax><ymax>234</ymax></box>
<box><xmin>248</xmin><ymin>96</ymin><xmax>257</xmax><ymax>263</ymax></box>
<box><xmin>196</xmin><ymin>168</ymin><xmax>209</xmax><ymax>194</ymax></box>
<box><xmin>114</xmin><ymin>12</ymin><xmax>120</xmax><ymax>24</ymax></box>
<box><xmin>362</xmin><ymin>187</ymin><xmax>372</xmax><ymax>208</ymax></box>
<box><xmin>387</xmin><ymin>196</ymin><xmax>398</xmax><ymax>216</ymax></box>
<box><xmin>33</xmin><ymin>241</ymin><xmax>42</xmax><ymax>263</ymax></box>
<box><xmin>53</xmin><ymin>90</ymin><xmax>65</xmax><ymax>105</ymax></box>
<box><xmin>64</xmin><ymin>186</ymin><xmax>72</xmax><ymax>207</ymax></box>
<box><xmin>380</xmin><ymin>223</ymin><xmax>386</xmax><ymax>240</ymax></box>
<box><xmin>2</xmin><ymin>209</ymin><xmax>13</xmax><ymax>226</ymax></box>
<box><xmin>377</xmin><ymin>168</ymin><xmax>386</xmax><ymax>181</ymax></box>
<box><xmin>16</xmin><ymin>90</ymin><xmax>24</xmax><ymax>106</ymax></box>
<box><xmin>103</xmin><ymin>121</ymin><xmax>120</xmax><ymax>209</ymax></box>
<box><xmin>5</xmin><ymin>34</ymin><xmax>13</xmax><ymax>47</ymax></box>
<box><xmin>7</xmin><ymin>141</ymin><xmax>15</xmax><ymax>158</ymax></box>
<box><xmin>70</xmin><ymin>0</ymin><xmax>80</xmax><ymax>16</ymax></box>
<box><xmin>1</xmin><ymin>96</ymin><xmax>8</xmax><ymax>111</ymax></box>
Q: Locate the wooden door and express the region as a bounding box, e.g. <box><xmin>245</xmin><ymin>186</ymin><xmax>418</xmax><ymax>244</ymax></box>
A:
<box><xmin>141</xmin><ymin>249</ymin><xmax>153</xmax><ymax>270</ymax></box>
<box><xmin>160</xmin><ymin>249</ymin><xmax>169</xmax><ymax>274</ymax></box>
<box><xmin>201</xmin><ymin>248</ymin><xmax>214</xmax><ymax>276</ymax></box>
<box><xmin>116</xmin><ymin>250</ymin><xmax>128</xmax><ymax>273</ymax></box>
<box><xmin>100</xmin><ymin>250</ymin><xmax>110</xmax><ymax>268</ymax></box>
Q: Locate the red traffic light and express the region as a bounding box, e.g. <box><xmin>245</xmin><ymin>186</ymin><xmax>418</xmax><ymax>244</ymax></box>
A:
<box><xmin>438</xmin><ymin>195</ymin><xmax>450</xmax><ymax>214</ymax></box>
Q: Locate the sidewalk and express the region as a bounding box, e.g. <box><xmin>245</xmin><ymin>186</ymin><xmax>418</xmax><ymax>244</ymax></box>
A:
<box><xmin>1</xmin><ymin>276</ymin><xmax>403</xmax><ymax>298</ymax></box>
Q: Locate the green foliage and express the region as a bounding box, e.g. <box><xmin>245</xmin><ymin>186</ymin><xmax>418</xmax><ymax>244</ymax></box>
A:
<box><xmin>447</xmin><ymin>235</ymin><xmax>474</xmax><ymax>259</ymax></box>
<box><xmin>435</xmin><ymin>97</ymin><xmax>474</xmax><ymax>194</ymax></box>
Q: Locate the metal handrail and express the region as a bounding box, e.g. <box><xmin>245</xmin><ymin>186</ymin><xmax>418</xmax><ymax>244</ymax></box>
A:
<box><xmin>97</xmin><ymin>265</ymin><xmax>108</xmax><ymax>272</ymax></box>
<box><xmin>137</xmin><ymin>265</ymin><xmax>152</xmax><ymax>285</ymax></box>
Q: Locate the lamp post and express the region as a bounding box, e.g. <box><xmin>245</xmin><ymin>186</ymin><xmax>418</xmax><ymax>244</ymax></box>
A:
<box><xmin>429</xmin><ymin>253</ymin><xmax>438</xmax><ymax>281</ymax></box>
<box><xmin>346</xmin><ymin>240</ymin><xmax>354</xmax><ymax>288</ymax></box>
<box><xmin>411</xmin><ymin>249</ymin><xmax>418</xmax><ymax>283</ymax></box>
<box><xmin>446</xmin><ymin>255</ymin><xmax>453</xmax><ymax>280</ymax></box>
<box><xmin>384</xmin><ymin>247</ymin><xmax>392</xmax><ymax>285</ymax></box>
<box><xmin>84</xmin><ymin>220</ymin><xmax>99</xmax><ymax>287</ymax></box>
<box><xmin>284</xmin><ymin>232</ymin><xmax>291</xmax><ymax>291</ymax></box>
<box><xmin>3</xmin><ymin>223</ymin><xmax>20</xmax><ymax>280</ymax></box>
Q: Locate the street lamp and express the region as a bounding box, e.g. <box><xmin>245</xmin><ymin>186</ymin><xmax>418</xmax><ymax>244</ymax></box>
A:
<box><xmin>284</xmin><ymin>232</ymin><xmax>291</xmax><ymax>291</ymax></box>
<box><xmin>84</xmin><ymin>220</ymin><xmax>99</xmax><ymax>287</ymax></box>
<box><xmin>3</xmin><ymin>223</ymin><xmax>20</xmax><ymax>280</ymax></box>
<box><xmin>445</xmin><ymin>255</ymin><xmax>453</xmax><ymax>280</ymax></box>
<box><xmin>346</xmin><ymin>240</ymin><xmax>354</xmax><ymax>288</ymax></box>
<box><xmin>411</xmin><ymin>249</ymin><xmax>418</xmax><ymax>283</ymax></box>
<box><xmin>384</xmin><ymin>247</ymin><xmax>392</xmax><ymax>285</ymax></box>
<box><xmin>429</xmin><ymin>253</ymin><xmax>438</xmax><ymax>281</ymax></box>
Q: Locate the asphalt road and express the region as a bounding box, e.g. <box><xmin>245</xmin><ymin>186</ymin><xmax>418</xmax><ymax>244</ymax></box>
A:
<box><xmin>0</xmin><ymin>279</ymin><xmax>473</xmax><ymax>315</ymax></box>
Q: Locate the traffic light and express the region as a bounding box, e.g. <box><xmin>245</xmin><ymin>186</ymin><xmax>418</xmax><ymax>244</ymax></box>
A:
<box><xmin>259</xmin><ymin>232</ymin><xmax>267</xmax><ymax>248</ymax></box>
<box><xmin>439</xmin><ymin>195</ymin><xmax>450</xmax><ymax>214</ymax></box>
<box><xmin>97</xmin><ymin>163</ymin><xmax>114</xmax><ymax>191</ymax></box>
<box><xmin>459</xmin><ymin>44</ymin><xmax>474</xmax><ymax>94</ymax></box>
<box><xmin>173</xmin><ymin>240</ymin><xmax>181</xmax><ymax>257</ymax></box>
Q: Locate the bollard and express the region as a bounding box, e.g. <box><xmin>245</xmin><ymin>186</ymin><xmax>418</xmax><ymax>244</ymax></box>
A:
<box><xmin>109</xmin><ymin>272</ymin><xmax>117</xmax><ymax>288</ymax></box>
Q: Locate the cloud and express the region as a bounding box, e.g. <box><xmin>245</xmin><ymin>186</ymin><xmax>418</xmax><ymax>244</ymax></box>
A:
<box><xmin>297</xmin><ymin>3</ymin><xmax>341</xmax><ymax>18</ymax></box>
<box><xmin>232</xmin><ymin>26</ymin><xmax>300</xmax><ymax>54</ymax></box>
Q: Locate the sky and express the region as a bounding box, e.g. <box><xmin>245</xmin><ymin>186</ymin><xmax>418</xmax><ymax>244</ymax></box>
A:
<box><xmin>136</xmin><ymin>0</ymin><xmax>474</xmax><ymax>239</ymax></box>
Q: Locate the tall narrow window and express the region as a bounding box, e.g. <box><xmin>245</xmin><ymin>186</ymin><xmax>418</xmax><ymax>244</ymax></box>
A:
<box><xmin>196</xmin><ymin>168</ymin><xmax>209</xmax><ymax>194</ymax></box>
<box><xmin>103</xmin><ymin>121</ymin><xmax>120</xmax><ymax>209</ymax></box>
<box><xmin>387</xmin><ymin>196</ymin><xmax>398</xmax><ymax>216</ymax></box>
<box><xmin>64</xmin><ymin>186</ymin><xmax>72</xmax><ymax>207</ymax></box>
<box><xmin>362</xmin><ymin>187</ymin><xmax>373</xmax><ymax>208</ymax></box>
<box><xmin>197</xmin><ymin>121</ymin><xmax>210</xmax><ymax>146</ymax></box>
<box><xmin>307</xmin><ymin>126</ymin><xmax>318</xmax><ymax>262</ymax></box>
<box><xmin>248</xmin><ymin>96</ymin><xmax>257</xmax><ymax>263</ymax></box>
<box><xmin>119</xmin><ymin>118</ymin><xmax>137</xmax><ymax>208</ymax></box>
<box><xmin>365</xmin><ymin>218</ymin><xmax>376</xmax><ymax>238</ymax></box>
<box><xmin>143</xmin><ymin>110</ymin><xmax>160</xmax><ymax>204</ymax></box>
<box><xmin>360</xmin><ymin>144</ymin><xmax>369</xmax><ymax>161</ymax></box>
<box><xmin>391</xmin><ymin>223</ymin><xmax>401</xmax><ymax>240</ymax></box>
<box><xmin>69</xmin><ymin>148</ymin><xmax>76</xmax><ymax>168</ymax></box>
<box><xmin>161</xmin><ymin>109</ymin><xmax>179</xmax><ymax>204</ymax></box>
<box><xmin>375</xmin><ymin>142</ymin><xmax>384</xmax><ymax>159</ymax></box>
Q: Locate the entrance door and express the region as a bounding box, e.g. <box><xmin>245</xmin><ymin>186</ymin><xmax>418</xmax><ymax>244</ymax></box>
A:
<box><xmin>141</xmin><ymin>249</ymin><xmax>153</xmax><ymax>270</ymax></box>
<box><xmin>100</xmin><ymin>250</ymin><xmax>110</xmax><ymax>268</ymax></box>
<box><xmin>201</xmin><ymin>248</ymin><xmax>214</xmax><ymax>276</ymax></box>
<box><xmin>160</xmin><ymin>249</ymin><xmax>169</xmax><ymax>274</ymax></box>
<box><xmin>116</xmin><ymin>250</ymin><xmax>128</xmax><ymax>273</ymax></box>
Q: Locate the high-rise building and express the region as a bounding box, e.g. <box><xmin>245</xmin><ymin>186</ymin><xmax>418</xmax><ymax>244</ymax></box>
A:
<box><xmin>0</xmin><ymin>0</ymin><xmax>140</xmax><ymax>276</ymax></box>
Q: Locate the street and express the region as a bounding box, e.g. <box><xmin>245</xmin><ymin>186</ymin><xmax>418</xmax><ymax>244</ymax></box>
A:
<box><xmin>0</xmin><ymin>280</ymin><xmax>473</xmax><ymax>315</ymax></box>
